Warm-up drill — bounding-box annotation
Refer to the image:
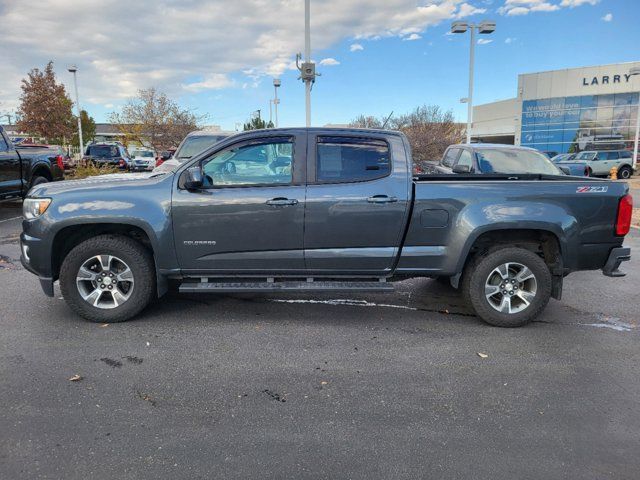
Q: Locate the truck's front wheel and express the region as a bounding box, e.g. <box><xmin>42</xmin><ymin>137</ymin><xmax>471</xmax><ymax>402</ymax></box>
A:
<box><xmin>463</xmin><ymin>247</ymin><xmax>552</xmax><ymax>327</ymax></box>
<box><xmin>59</xmin><ymin>235</ymin><xmax>156</xmax><ymax>323</ymax></box>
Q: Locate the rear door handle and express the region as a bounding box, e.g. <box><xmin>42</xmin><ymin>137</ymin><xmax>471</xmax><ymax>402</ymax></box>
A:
<box><xmin>367</xmin><ymin>195</ymin><xmax>398</xmax><ymax>204</ymax></box>
<box><xmin>266</xmin><ymin>197</ymin><xmax>299</xmax><ymax>206</ymax></box>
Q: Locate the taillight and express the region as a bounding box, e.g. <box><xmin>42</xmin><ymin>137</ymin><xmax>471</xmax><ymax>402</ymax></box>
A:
<box><xmin>56</xmin><ymin>155</ymin><xmax>64</xmax><ymax>170</ymax></box>
<box><xmin>119</xmin><ymin>158</ymin><xmax>125</xmax><ymax>167</ymax></box>
<box><xmin>615</xmin><ymin>194</ymin><xmax>633</xmax><ymax>236</ymax></box>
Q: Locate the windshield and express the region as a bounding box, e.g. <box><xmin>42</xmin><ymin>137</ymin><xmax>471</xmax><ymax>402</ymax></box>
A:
<box><xmin>175</xmin><ymin>135</ymin><xmax>229</xmax><ymax>160</ymax></box>
<box><xmin>575</xmin><ymin>152</ymin><xmax>597</xmax><ymax>160</ymax></box>
<box><xmin>132</xmin><ymin>150</ymin><xmax>154</xmax><ymax>158</ymax></box>
<box><xmin>476</xmin><ymin>149</ymin><xmax>562</xmax><ymax>175</ymax></box>
<box><xmin>89</xmin><ymin>145</ymin><xmax>118</xmax><ymax>157</ymax></box>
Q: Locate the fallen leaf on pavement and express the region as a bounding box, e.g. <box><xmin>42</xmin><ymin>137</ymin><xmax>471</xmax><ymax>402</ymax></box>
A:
<box><xmin>477</xmin><ymin>352</ymin><xmax>488</xmax><ymax>359</ymax></box>
<box><xmin>100</xmin><ymin>324</ymin><xmax>109</xmax><ymax>328</ymax></box>
<box><xmin>321</xmin><ymin>381</ymin><xmax>328</xmax><ymax>385</ymax></box>
<box><xmin>69</xmin><ymin>374</ymin><xmax>82</xmax><ymax>381</ymax></box>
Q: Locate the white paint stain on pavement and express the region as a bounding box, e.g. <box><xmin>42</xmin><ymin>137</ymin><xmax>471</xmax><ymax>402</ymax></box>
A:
<box><xmin>269</xmin><ymin>298</ymin><xmax>417</xmax><ymax>311</ymax></box>
<box><xmin>581</xmin><ymin>315</ymin><xmax>634</xmax><ymax>332</ymax></box>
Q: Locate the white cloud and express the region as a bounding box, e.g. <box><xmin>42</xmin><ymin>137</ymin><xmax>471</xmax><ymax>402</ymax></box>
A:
<box><xmin>455</xmin><ymin>3</ymin><xmax>487</xmax><ymax>17</ymax></box>
<box><xmin>0</xmin><ymin>0</ymin><xmax>492</xmax><ymax>109</ymax></box>
<box><xmin>498</xmin><ymin>0</ymin><xmax>569</xmax><ymax>15</ymax></box>
<box><xmin>601</xmin><ymin>12</ymin><xmax>613</xmax><ymax>22</ymax></box>
<box><xmin>560</xmin><ymin>0</ymin><xmax>599</xmax><ymax>6</ymax></box>
<box><xmin>477</xmin><ymin>38</ymin><xmax>493</xmax><ymax>44</ymax></box>
<box><xmin>504</xmin><ymin>37</ymin><xmax>515</xmax><ymax>43</ymax></box>
<box><xmin>182</xmin><ymin>74</ymin><xmax>235</xmax><ymax>92</ymax></box>
<box><xmin>319</xmin><ymin>58</ymin><xmax>340</xmax><ymax>66</ymax></box>
<box><xmin>403</xmin><ymin>33</ymin><xmax>422</xmax><ymax>41</ymax></box>
<box><xmin>350</xmin><ymin>43</ymin><xmax>364</xmax><ymax>52</ymax></box>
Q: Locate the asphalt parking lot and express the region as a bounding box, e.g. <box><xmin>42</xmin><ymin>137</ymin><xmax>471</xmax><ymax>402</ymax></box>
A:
<box><xmin>1</xmin><ymin>197</ymin><xmax>639</xmax><ymax>479</ymax></box>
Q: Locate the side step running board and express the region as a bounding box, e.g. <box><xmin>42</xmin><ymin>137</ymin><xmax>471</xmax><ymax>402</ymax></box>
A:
<box><xmin>179</xmin><ymin>279</ymin><xmax>394</xmax><ymax>293</ymax></box>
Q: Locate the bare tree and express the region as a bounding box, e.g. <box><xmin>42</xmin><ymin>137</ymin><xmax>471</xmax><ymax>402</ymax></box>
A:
<box><xmin>350</xmin><ymin>105</ymin><xmax>465</xmax><ymax>162</ymax></box>
<box><xmin>17</xmin><ymin>61</ymin><xmax>75</xmax><ymax>142</ymax></box>
<box><xmin>390</xmin><ymin>105</ymin><xmax>465</xmax><ymax>162</ymax></box>
<box><xmin>349</xmin><ymin>115</ymin><xmax>383</xmax><ymax>129</ymax></box>
<box><xmin>109</xmin><ymin>88</ymin><xmax>200</xmax><ymax>151</ymax></box>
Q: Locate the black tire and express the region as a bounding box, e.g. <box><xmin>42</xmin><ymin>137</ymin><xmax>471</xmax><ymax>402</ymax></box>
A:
<box><xmin>59</xmin><ymin>235</ymin><xmax>156</xmax><ymax>323</ymax></box>
<box><xmin>617</xmin><ymin>165</ymin><xmax>632</xmax><ymax>180</ymax></box>
<box><xmin>462</xmin><ymin>247</ymin><xmax>552</xmax><ymax>327</ymax></box>
<box><xmin>29</xmin><ymin>176</ymin><xmax>49</xmax><ymax>190</ymax></box>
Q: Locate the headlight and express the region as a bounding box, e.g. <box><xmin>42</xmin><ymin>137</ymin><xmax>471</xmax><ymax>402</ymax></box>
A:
<box><xmin>23</xmin><ymin>198</ymin><xmax>52</xmax><ymax>220</ymax></box>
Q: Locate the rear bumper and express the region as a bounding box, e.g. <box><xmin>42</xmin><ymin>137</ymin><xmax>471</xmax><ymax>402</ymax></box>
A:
<box><xmin>602</xmin><ymin>246</ymin><xmax>631</xmax><ymax>277</ymax></box>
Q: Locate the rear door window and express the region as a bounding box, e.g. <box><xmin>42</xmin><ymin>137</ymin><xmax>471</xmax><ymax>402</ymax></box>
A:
<box><xmin>316</xmin><ymin>137</ymin><xmax>390</xmax><ymax>183</ymax></box>
<box><xmin>605</xmin><ymin>151</ymin><xmax>619</xmax><ymax>160</ymax></box>
<box><xmin>89</xmin><ymin>145</ymin><xmax>118</xmax><ymax>157</ymax></box>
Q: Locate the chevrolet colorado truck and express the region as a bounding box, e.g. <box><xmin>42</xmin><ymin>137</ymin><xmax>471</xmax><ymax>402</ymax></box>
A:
<box><xmin>20</xmin><ymin>128</ymin><xmax>632</xmax><ymax>327</ymax></box>
<box><xmin>0</xmin><ymin>125</ymin><xmax>65</xmax><ymax>201</ymax></box>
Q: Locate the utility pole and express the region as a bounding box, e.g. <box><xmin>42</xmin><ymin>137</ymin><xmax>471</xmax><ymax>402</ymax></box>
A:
<box><xmin>296</xmin><ymin>0</ymin><xmax>318</xmax><ymax>127</ymax></box>
<box><xmin>68</xmin><ymin>65</ymin><xmax>84</xmax><ymax>156</ymax></box>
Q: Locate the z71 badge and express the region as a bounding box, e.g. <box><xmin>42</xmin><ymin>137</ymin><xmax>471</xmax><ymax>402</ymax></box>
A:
<box><xmin>577</xmin><ymin>186</ymin><xmax>608</xmax><ymax>193</ymax></box>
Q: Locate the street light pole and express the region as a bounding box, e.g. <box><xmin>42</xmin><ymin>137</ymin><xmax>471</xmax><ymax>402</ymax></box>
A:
<box><xmin>273</xmin><ymin>78</ymin><xmax>281</xmax><ymax>128</ymax></box>
<box><xmin>466</xmin><ymin>26</ymin><xmax>475</xmax><ymax>145</ymax></box>
<box><xmin>629</xmin><ymin>66</ymin><xmax>640</xmax><ymax>169</ymax></box>
<box><xmin>451</xmin><ymin>20</ymin><xmax>496</xmax><ymax>144</ymax></box>
<box><xmin>68</xmin><ymin>65</ymin><xmax>84</xmax><ymax>159</ymax></box>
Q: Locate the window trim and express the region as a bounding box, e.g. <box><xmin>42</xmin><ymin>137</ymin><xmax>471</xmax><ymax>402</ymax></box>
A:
<box><xmin>311</xmin><ymin>135</ymin><xmax>392</xmax><ymax>185</ymax></box>
<box><xmin>193</xmin><ymin>135</ymin><xmax>297</xmax><ymax>189</ymax></box>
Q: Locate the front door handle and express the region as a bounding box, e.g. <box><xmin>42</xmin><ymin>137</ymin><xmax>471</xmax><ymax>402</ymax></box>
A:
<box><xmin>367</xmin><ymin>195</ymin><xmax>398</xmax><ymax>204</ymax></box>
<box><xmin>266</xmin><ymin>197</ymin><xmax>299</xmax><ymax>206</ymax></box>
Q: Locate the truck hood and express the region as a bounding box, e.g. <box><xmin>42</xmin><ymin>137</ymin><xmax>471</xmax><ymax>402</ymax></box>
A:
<box><xmin>28</xmin><ymin>171</ymin><xmax>173</xmax><ymax>197</ymax></box>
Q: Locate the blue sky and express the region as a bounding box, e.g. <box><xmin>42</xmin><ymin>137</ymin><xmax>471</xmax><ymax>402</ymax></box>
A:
<box><xmin>1</xmin><ymin>0</ymin><xmax>638</xmax><ymax>129</ymax></box>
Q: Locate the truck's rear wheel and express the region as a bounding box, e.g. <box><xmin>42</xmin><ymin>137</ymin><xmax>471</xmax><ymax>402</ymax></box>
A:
<box><xmin>463</xmin><ymin>247</ymin><xmax>551</xmax><ymax>327</ymax></box>
<box><xmin>60</xmin><ymin>235</ymin><xmax>156</xmax><ymax>323</ymax></box>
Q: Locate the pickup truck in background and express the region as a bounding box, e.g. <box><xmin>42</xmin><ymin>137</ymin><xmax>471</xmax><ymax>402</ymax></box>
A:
<box><xmin>556</xmin><ymin>150</ymin><xmax>635</xmax><ymax>179</ymax></box>
<box><xmin>0</xmin><ymin>125</ymin><xmax>65</xmax><ymax>201</ymax></box>
<box><xmin>421</xmin><ymin>143</ymin><xmax>574</xmax><ymax>176</ymax></box>
<box><xmin>20</xmin><ymin>128</ymin><xmax>632</xmax><ymax>327</ymax></box>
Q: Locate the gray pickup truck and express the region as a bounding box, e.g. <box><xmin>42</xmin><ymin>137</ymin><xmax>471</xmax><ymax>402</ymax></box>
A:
<box><xmin>20</xmin><ymin>128</ymin><xmax>632</xmax><ymax>327</ymax></box>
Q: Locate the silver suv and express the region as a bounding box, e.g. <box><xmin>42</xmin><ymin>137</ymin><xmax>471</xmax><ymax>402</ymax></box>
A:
<box><xmin>573</xmin><ymin>150</ymin><xmax>635</xmax><ymax>179</ymax></box>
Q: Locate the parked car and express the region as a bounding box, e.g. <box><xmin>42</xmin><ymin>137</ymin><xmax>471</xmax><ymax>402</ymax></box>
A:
<box><xmin>563</xmin><ymin>150</ymin><xmax>635</xmax><ymax>179</ymax></box>
<box><xmin>83</xmin><ymin>143</ymin><xmax>131</xmax><ymax>170</ymax></box>
<box><xmin>423</xmin><ymin>144</ymin><xmax>565</xmax><ymax>176</ymax></box>
<box><xmin>21</xmin><ymin>128</ymin><xmax>632</xmax><ymax>328</ymax></box>
<box><xmin>129</xmin><ymin>148</ymin><xmax>157</xmax><ymax>172</ymax></box>
<box><xmin>0</xmin><ymin>126</ymin><xmax>64</xmax><ymax>201</ymax></box>
<box><xmin>550</xmin><ymin>153</ymin><xmax>589</xmax><ymax>176</ymax></box>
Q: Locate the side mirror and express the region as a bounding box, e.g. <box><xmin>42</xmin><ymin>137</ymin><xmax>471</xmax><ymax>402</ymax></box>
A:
<box><xmin>559</xmin><ymin>166</ymin><xmax>571</xmax><ymax>175</ymax></box>
<box><xmin>161</xmin><ymin>151</ymin><xmax>171</xmax><ymax>160</ymax></box>
<box><xmin>183</xmin><ymin>166</ymin><xmax>204</xmax><ymax>190</ymax></box>
<box><xmin>452</xmin><ymin>164</ymin><xmax>471</xmax><ymax>174</ymax></box>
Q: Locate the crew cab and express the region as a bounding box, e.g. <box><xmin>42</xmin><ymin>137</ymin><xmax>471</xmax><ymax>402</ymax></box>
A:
<box><xmin>422</xmin><ymin>144</ymin><xmax>570</xmax><ymax>176</ymax></box>
<box><xmin>0</xmin><ymin>125</ymin><xmax>64</xmax><ymax>201</ymax></box>
<box><xmin>20</xmin><ymin>128</ymin><xmax>632</xmax><ymax>327</ymax></box>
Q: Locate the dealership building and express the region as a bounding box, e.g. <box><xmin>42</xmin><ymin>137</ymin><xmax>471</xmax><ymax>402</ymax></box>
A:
<box><xmin>472</xmin><ymin>61</ymin><xmax>640</xmax><ymax>155</ymax></box>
